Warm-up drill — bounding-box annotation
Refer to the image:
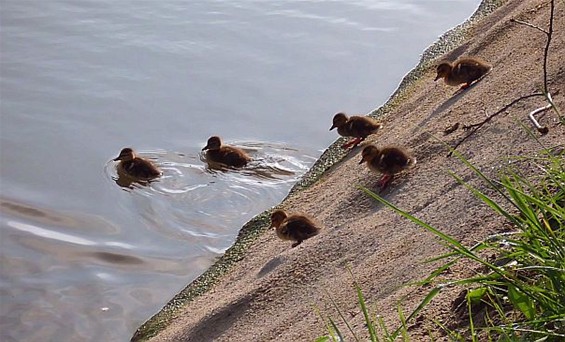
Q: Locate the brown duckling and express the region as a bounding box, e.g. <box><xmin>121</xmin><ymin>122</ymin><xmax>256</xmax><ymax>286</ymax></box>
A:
<box><xmin>330</xmin><ymin>112</ymin><xmax>383</xmax><ymax>149</ymax></box>
<box><xmin>202</xmin><ymin>136</ymin><xmax>251</xmax><ymax>168</ymax></box>
<box><xmin>113</xmin><ymin>147</ymin><xmax>161</xmax><ymax>181</ymax></box>
<box><xmin>359</xmin><ymin>145</ymin><xmax>416</xmax><ymax>191</ymax></box>
<box><xmin>270</xmin><ymin>209</ymin><xmax>321</xmax><ymax>248</ymax></box>
<box><xmin>434</xmin><ymin>57</ymin><xmax>491</xmax><ymax>90</ymax></box>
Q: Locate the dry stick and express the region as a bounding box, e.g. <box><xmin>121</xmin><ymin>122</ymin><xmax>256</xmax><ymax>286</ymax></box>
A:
<box><xmin>511</xmin><ymin>0</ymin><xmax>554</xmax><ymax>94</ymax></box>
<box><xmin>511</xmin><ymin>0</ymin><xmax>558</xmax><ymax>130</ymax></box>
<box><xmin>447</xmin><ymin>93</ymin><xmax>544</xmax><ymax>157</ymax></box>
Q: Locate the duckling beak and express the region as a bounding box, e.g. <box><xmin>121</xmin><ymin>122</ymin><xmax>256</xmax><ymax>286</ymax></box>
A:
<box><xmin>358</xmin><ymin>156</ymin><xmax>365</xmax><ymax>165</ymax></box>
<box><xmin>434</xmin><ymin>74</ymin><xmax>441</xmax><ymax>81</ymax></box>
<box><xmin>329</xmin><ymin>124</ymin><xmax>337</xmax><ymax>131</ymax></box>
<box><xmin>201</xmin><ymin>144</ymin><xmax>209</xmax><ymax>151</ymax></box>
<box><xmin>113</xmin><ymin>156</ymin><xmax>122</xmax><ymax>161</ymax></box>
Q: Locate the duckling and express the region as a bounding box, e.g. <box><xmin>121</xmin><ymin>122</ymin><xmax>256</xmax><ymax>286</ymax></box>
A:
<box><xmin>202</xmin><ymin>136</ymin><xmax>251</xmax><ymax>168</ymax></box>
<box><xmin>359</xmin><ymin>145</ymin><xmax>416</xmax><ymax>191</ymax></box>
<box><xmin>113</xmin><ymin>147</ymin><xmax>161</xmax><ymax>181</ymax></box>
<box><xmin>330</xmin><ymin>112</ymin><xmax>383</xmax><ymax>149</ymax></box>
<box><xmin>434</xmin><ymin>57</ymin><xmax>491</xmax><ymax>90</ymax></box>
<box><xmin>270</xmin><ymin>209</ymin><xmax>321</xmax><ymax>248</ymax></box>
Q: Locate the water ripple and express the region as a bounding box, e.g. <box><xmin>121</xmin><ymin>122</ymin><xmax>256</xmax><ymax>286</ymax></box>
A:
<box><xmin>104</xmin><ymin>142</ymin><xmax>316</xmax><ymax>248</ymax></box>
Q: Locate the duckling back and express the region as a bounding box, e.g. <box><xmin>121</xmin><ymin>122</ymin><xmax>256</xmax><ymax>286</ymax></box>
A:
<box><xmin>118</xmin><ymin>159</ymin><xmax>161</xmax><ymax>180</ymax></box>
<box><xmin>377</xmin><ymin>147</ymin><xmax>416</xmax><ymax>175</ymax></box>
<box><xmin>113</xmin><ymin>148</ymin><xmax>161</xmax><ymax>181</ymax></box>
<box><xmin>451</xmin><ymin>57</ymin><xmax>491</xmax><ymax>85</ymax></box>
<box><xmin>437</xmin><ymin>57</ymin><xmax>491</xmax><ymax>87</ymax></box>
<box><xmin>279</xmin><ymin>215</ymin><xmax>320</xmax><ymax>241</ymax></box>
<box><xmin>346</xmin><ymin>116</ymin><xmax>382</xmax><ymax>138</ymax></box>
<box><xmin>332</xmin><ymin>114</ymin><xmax>381</xmax><ymax>139</ymax></box>
<box><xmin>206</xmin><ymin>146</ymin><xmax>251</xmax><ymax>168</ymax></box>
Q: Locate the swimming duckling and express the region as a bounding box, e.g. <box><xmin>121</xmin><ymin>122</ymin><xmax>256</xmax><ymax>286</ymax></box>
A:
<box><xmin>434</xmin><ymin>57</ymin><xmax>491</xmax><ymax>90</ymax></box>
<box><xmin>270</xmin><ymin>209</ymin><xmax>321</xmax><ymax>248</ymax></box>
<box><xmin>113</xmin><ymin>147</ymin><xmax>161</xmax><ymax>181</ymax></box>
<box><xmin>330</xmin><ymin>112</ymin><xmax>383</xmax><ymax>149</ymax></box>
<box><xmin>202</xmin><ymin>136</ymin><xmax>251</xmax><ymax>168</ymax></box>
<box><xmin>359</xmin><ymin>145</ymin><xmax>416</xmax><ymax>191</ymax></box>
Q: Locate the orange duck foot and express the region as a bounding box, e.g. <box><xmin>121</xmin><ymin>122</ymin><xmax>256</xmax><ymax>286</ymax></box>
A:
<box><xmin>341</xmin><ymin>137</ymin><xmax>363</xmax><ymax>149</ymax></box>
<box><xmin>460</xmin><ymin>83</ymin><xmax>471</xmax><ymax>90</ymax></box>
<box><xmin>377</xmin><ymin>174</ymin><xmax>393</xmax><ymax>192</ymax></box>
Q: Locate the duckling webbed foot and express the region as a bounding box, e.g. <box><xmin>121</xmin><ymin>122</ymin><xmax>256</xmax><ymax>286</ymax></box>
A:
<box><xmin>341</xmin><ymin>137</ymin><xmax>363</xmax><ymax>149</ymax></box>
<box><xmin>377</xmin><ymin>174</ymin><xmax>393</xmax><ymax>192</ymax></box>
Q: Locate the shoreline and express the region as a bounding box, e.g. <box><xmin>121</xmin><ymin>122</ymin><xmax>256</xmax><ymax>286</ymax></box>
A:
<box><xmin>131</xmin><ymin>1</ymin><xmax>504</xmax><ymax>340</ymax></box>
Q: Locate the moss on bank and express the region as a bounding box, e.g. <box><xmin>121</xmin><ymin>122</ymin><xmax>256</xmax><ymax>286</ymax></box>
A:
<box><xmin>131</xmin><ymin>1</ymin><xmax>505</xmax><ymax>340</ymax></box>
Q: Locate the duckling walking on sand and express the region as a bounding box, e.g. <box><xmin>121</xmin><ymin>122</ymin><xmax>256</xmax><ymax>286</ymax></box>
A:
<box><xmin>113</xmin><ymin>147</ymin><xmax>161</xmax><ymax>181</ymax></box>
<box><xmin>330</xmin><ymin>112</ymin><xmax>382</xmax><ymax>149</ymax></box>
<box><xmin>359</xmin><ymin>145</ymin><xmax>416</xmax><ymax>191</ymax></box>
<box><xmin>202</xmin><ymin>136</ymin><xmax>251</xmax><ymax>168</ymax></box>
<box><xmin>434</xmin><ymin>57</ymin><xmax>491</xmax><ymax>90</ymax></box>
<box><xmin>270</xmin><ymin>209</ymin><xmax>321</xmax><ymax>248</ymax></box>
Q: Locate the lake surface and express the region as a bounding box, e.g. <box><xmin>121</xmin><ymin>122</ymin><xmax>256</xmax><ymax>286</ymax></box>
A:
<box><xmin>0</xmin><ymin>1</ymin><xmax>480</xmax><ymax>340</ymax></box>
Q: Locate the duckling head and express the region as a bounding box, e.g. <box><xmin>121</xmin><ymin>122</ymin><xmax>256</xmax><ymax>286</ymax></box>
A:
<box><xmin>330</xmin><ymin>112</ymin><xmax>349</xmax><ymax>130</ymax></box>
<box><xmin>114</xmin><ymin>147</ymin><xmax>136</xmax><ymax>162</ymax></box>
<box><xmin>270</xmin><ymin>209</ymin><xmax>288</xmax><ymax>229</ymax></box>
<box><xmin>202</xmin><ymin>136</ymin><xmax>222</xmax><ymax>151</ymax></box>
<box><xmin>359</xmin><ymin>145</ymin><xmax>381</xmax><ymax>165</ymax></box>
<box><xmin>434</xmin><ymin>62</ymin><xmax>452</xmax><ymax>81</ymax></box>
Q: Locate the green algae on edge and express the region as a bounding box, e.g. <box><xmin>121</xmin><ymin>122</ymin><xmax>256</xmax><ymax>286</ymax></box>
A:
<box><xmin>131</xmin><ymin>1</ymin><xmax>505</xmax><ymax>340</ymax></box>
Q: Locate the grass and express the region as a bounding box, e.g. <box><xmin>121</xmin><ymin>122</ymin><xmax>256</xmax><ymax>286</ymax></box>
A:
<box><xmin>317</xmin><ymin>146</ymin><xmax>564</xmax><ymax>341</ymax></box>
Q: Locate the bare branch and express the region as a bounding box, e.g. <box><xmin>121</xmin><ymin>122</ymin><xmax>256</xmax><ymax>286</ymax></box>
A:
<box><xmin>509</xmin><ymin>0</ymin><xmax>554</xmax><ymax>94</ymax></box>
<box><xmin>462</xmin><ymin>93</ymin><xmax>544</xmax><ymax>130</ymax></box>
<box><xmin>447</xmin><ymin>93</ymin><xmax>545</xmax><ymax>156</ymax></box>
<box><xmin>543</xmin><ymin>0</ymin><xmax>555</xmax><ymax>94</ymax></box>
<box><xmin>510</xmin><ymin>18</ymin><xmax>548</xmax><ymax>34</ymax></box>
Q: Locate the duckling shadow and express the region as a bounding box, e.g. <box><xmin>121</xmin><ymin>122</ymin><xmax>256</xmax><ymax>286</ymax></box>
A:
<box><xmin>324</xmin><ymin>143</ymin><xmax>363</xmax><ymax>169</ymax></box>
<box><xmin>335</xmin><ymin>182</ymin><xmax>383</xmax><ymax>219</ymax></box>
<box><xmin>413</xmin><ymin>87</ymin><xmax>469</xmax><ymax>132</ymax></box>
<box><xmin>355</xmin><ymin>175</ymin><xmax>415</xmax><ymax>210</ymax></box>
<box><xmin>86</xmin><ymin>251</ymin><xmax>145</xmax><ymax>265</ymax></box>
<box><xmin>183</xmin><ymin>294</ymin><xmax>253</xmax><ymax>341</ymax></box>
<box><xmin>341</xmin><ymin>144</ymin><xmax>364</xmax><ymax>162</ymax></box>
<box><xmin>257</xmin><ymin>255</ymin><xmax>286</xmax><ymax>278</ymax></box>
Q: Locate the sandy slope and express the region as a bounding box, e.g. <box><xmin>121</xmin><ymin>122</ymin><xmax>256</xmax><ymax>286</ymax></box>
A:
<box><xmin>139</xmin><ymin>0</ymin><xmax>564</xmax><ymax>340</ymax></box>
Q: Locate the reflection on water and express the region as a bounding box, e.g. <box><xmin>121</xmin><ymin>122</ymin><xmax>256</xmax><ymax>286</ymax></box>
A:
<box><xmin>0</xmin><ymin>0</ymin><xmax>481</xmax><ymax>340</ymax></box>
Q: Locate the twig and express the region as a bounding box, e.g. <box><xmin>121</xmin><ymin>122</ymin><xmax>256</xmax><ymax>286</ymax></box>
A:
<box><xmin>463</xmin><ymin>93</ymin><xmax>544</xmax><ymax>130</ymax></box>
<box><xmin>510</xmin><ymin>18</ymin><xmax>548</xmax><ymax>34</ymax></box>
<box><xmin>543</xmin><ymin>0</ymin><xmax>554</xmax><ymax>94</ymax></box>
<box><xmin>447</xmin><ymin>93</ymin><xmax>544</xmax><ymax>157</ymax></box>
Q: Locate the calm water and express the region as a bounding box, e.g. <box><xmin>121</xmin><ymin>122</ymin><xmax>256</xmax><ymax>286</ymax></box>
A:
<box><xmin>1</xmin><ymin>1</ymin><xmax>479</xmax><ymax>340</ymax></box>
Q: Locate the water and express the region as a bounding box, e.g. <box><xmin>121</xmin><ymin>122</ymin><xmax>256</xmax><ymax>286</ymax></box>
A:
<box><xmin>0</xmin><ymin>1</ymin><xmax>480</xmax><ymax>340</ymax></box>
